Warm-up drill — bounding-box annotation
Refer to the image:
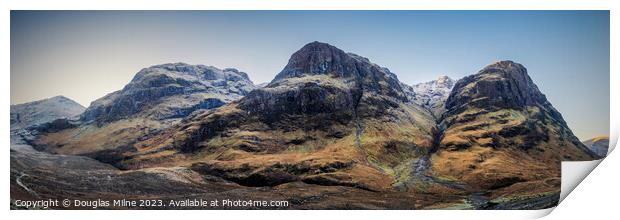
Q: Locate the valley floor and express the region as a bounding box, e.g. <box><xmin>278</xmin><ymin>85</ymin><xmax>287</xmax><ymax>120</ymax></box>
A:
<box><xmin>10</xmin><ymin>135</ymin><xmax>558</xmax><ymax>210</ymax></box>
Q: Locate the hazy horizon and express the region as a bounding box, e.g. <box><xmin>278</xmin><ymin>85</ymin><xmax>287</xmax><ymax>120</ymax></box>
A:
<box><xmin>10</xmin><ymin>11</ymin><xmax>609</xmax><ymax>140</ymax></box>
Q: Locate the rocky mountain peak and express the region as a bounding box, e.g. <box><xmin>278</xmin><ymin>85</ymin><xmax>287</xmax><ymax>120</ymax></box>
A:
<box><xmin>11</xmin><ymin>96</ymin><xmax>85</xmax><ymax>130</ymax></box>
<box><xmin>48</xmin><ymin>95</ymin><xmax>73</xmax><ymax>102</ymax></box>
<box><xmin>269</xmin><ymin>41</ymin><xmax>408</xmax><ymax>102</ymax></box>
<box><xmin>223</xmin><ymin>68</ymin><xmax>250</xmax><ymax>80</ymax></box>
<box><xmin>408</xmin><ymin>75</ymin><xmax>455</xmax><ymax>119</ymax></box>
<box><xmin>435</xmin><ymin>75</ymin><xmax>454</xmax><ymax>88</ymax></box>
<box><xmin>446</xmin><ymin>60</ymin><xmax>547</xmax><ymax>114</ymax></box>
<box><xmin>81</xmin><ymin>63</ymin><xmax>256</xmax><ymax>123</ymax></box>
<box><xmin>273</xmin><ymin>41</ymin><xmax>357</xmax><ymax>81</ymax></box>
<box><xmin>441</xmin><ymin>60</ymin><xmax>597</xmax><ymax>160</ymax></box>
<box><xmin>139</xmin><ymin>63</ymin><xmax>251</xmax><ymax>82</ymax></box>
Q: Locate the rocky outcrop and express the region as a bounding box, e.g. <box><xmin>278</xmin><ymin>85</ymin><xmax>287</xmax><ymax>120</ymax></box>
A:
<box><xmin>271</xmin><ymin>42</ymin><xmax>410</xmax><ymax>102</ymax></box>
<box><xmin>10</xmin><ymin>96</ymin><xmax>85</xmax><ymax>130</ymax></box>
<box><xmin>446</xmin><ymin>61</ymin><xmax>549</xmax><ymax>114</ymax></box>
<box><xmin>81</xmin><ymin>63</ymin><xmax>256</xmax><ymax>124</ymax></box>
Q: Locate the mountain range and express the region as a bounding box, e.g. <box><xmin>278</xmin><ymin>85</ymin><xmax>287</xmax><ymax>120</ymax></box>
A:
<box><xmin>11</xmin><ymin>41</ymin><xmax>600</xmax><ymax>210</ymax></box>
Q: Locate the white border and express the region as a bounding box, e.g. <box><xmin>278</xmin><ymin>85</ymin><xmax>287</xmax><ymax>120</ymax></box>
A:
<box><xmin>2</xmin><ymin>0</ymin><xmax>618</xmax><ymax>219</ymax></box>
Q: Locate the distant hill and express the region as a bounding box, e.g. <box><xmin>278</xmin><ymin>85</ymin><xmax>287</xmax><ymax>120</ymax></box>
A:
<box><xmin>10</xmin><ymin>96</ymin><xmax>85</xmax><ymax>130</ymax></box>
<box><xmin>583</xmin><ymin>136</ymin><xmax>609</xmax><ymax>157</ymax></box>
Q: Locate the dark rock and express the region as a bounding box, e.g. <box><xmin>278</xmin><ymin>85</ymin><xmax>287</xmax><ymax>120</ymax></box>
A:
<box><xmin>488</xmin><ymin>176</ymin><xmax>525</xmax><ymax>190</ymax></box>
<box><xmin>446</xmin><ymin>61</ymin><xmax>548</xmax><ymax>115</ymax></box>
<box><xmin>270</xmin><ymin>41</ymin><xmax>410</xmax><ymax>103</ymax></box>
<box><xmin>33</xmin><ymin>118</ymin><xmax>80</xmax><ymax>133</ymax></box>
<box><xmin>82</xmin><ymin>145</ymin><xmax>138</xmax><ymax>169</ymax></box>
<box><xmin>302</xmin><ymin>174</ymin><xmax>376</xmax><ymax>192</ymax></box>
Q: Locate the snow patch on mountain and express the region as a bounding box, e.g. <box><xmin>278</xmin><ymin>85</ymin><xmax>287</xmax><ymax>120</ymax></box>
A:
<box><xmin>10</xmin><ymin>96</ymin><xmax>85</xmax><ymax>130</ymax></box>
<box><xmin>408</xmin><ymin>75</ymin><xmax>455</xmax><ymax>119</ymax></box>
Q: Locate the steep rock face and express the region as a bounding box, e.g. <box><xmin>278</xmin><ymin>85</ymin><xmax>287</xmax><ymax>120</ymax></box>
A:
<box><xmin>408</xmin><ymin>75</ymin><xmax>455</xmax><ymax>119</ymax></box>
<box><xmin>131</xmin><ymin>42</ymin><xmax>437</xmax><ymax>191</ymax></box>
<box><xmin>10</xmin><ymin>96</ymin><xmax>85</xmax><ymax>130</ymax></box>
<box><xmin>81</xmin><ymin>63</ymin><xmax>255</xmax><ymax>123</ymax></box>
<box><xmin>271</xmin><ymin>42</ymin><xmax>409</xmax><ymax>102</ymax></box>
<box><xmin>583</xmin><ymin>136</ymin><xmax>609</xmax><ymax>157</ymax></box>
<box><xmin>446</xmin><ymin>61</ymin><xmax>548</xmax><ymax>113</ymax></box>
<box><xmin>239</xmin><ymin>42</ymin><xmax>413</xmax><ymax>125</ymax></box>
<box><xmin>433</xmin><ymin>61</ymin><xmax>597</xmax><ymax>192</ymax></box>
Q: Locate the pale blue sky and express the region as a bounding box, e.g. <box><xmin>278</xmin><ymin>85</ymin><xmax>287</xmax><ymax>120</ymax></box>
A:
<box><xmin>10</xmin><ymin>11</ymin><xmax>609</xmax><ymax>140</ymax></box>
